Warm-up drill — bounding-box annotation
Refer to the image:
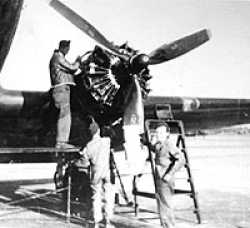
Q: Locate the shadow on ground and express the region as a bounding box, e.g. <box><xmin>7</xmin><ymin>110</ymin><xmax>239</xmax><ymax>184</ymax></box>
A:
<box><xmin>0</xmin><ymin>179</ymin><xmax>87</xmax><ymax>227</ymax></box>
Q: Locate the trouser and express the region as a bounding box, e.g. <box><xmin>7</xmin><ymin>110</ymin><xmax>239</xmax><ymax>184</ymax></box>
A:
<box><xmin>90</xmin><ymin>179</ymin><xmax>115</xmax><ymax>223</ymax></box>
<box><xmin>52</xmin><ymin>85</ymin><xmax>71</xmax><ymax>143</ymax></box>
<box><xmin>155</xmin><ymin>171</ymin><xmax>175</xmax><ymax>228</ymax></box>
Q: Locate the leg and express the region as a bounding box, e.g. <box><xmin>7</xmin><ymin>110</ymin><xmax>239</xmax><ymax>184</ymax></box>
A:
<box><xmin>56</xmin><ymin>103</ymin><xmax>71</xmax><ymax>143</ymax></box>
<box><xmin>39</xmin><ymin>91</ymin><xmax>58</xmax><ymax>142</ymax></box>
<box><xmin>91</xmin><ymin>182</ymin><xmax>103</xmax><ymax>223</ymax></box>
<box><xmin>103</xmin><ymin>181</ymin><xmax>115</xmax><ymax>222</ymax></box>
<box><xmin>156</xmin><ymin>176</ymin><xmax>175</xmax><ymax>228</ymax></box>
<box><xmin>52</xmin><ymin>85</ymin><xmax>74</xmax><ymax>147</ymax></box>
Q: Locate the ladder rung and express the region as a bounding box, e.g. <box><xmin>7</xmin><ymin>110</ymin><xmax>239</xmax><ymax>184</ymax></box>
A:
<box><xmin>174</xmin><ymin>189</ymin><xmax>192</xmax><ymax>194</ymax></box>
<box><xmin>133</xmin><ymin>189</ymin><xmax>195</xmax><ymax>197</ymax></box>
<box><xmin>133</xmin><ymin>190</ymin><xmax>155</xmax><ymax>199</ymax></box>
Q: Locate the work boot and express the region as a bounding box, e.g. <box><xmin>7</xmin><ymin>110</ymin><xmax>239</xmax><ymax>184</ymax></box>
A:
<box><xmin>105</xmin><ymin>222</ymin><xmax>115</xmax><ymax>228</ymax></box>
<box><xmin>86</xmin><ymin>222</ymin><xmax>101</xmax><ymax>228</ymax></box>
<box><xmin>103</xmin><ymin>218</ymin><xmax>115</xmax><ymax>228</ymax></box>
<box><xmin>55</xmin><ymin>142</ymin><xmax>76</xmax><ymax>149</ymax></box>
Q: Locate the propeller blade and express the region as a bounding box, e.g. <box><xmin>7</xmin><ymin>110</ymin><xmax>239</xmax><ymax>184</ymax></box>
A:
<box><xmin>148</xmin><ymin>29</ymin><xmax>211</xmax><ymax>65</ymax></box>
<box><xmin>49</xmin><ymin>0</ymin><xmax>128</xmax><ymax>59</ymax></box>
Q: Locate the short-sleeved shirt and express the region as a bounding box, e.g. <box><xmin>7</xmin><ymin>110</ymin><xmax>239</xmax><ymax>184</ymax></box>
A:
<box><xmin>49</xmin><ymin>50</ymin><xmax>79</xmax><ymax>87</ymax></box>
<box><xmin>154</xmin><ymin>139</ymin><xmax>184</xmax><ymax>179</ymax></box>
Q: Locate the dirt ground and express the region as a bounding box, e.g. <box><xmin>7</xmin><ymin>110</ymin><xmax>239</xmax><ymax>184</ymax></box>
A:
<box><xmin>0</xmin><ymin>133</ymin><xmax>249</xmax><ymax>228</ymax></box>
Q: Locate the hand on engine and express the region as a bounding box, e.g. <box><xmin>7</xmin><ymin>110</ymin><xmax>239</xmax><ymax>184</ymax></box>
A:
<box><xmin>75</xmin><ymin>55</ymin><xmax>82</xmax><ymax>63</ymax></box>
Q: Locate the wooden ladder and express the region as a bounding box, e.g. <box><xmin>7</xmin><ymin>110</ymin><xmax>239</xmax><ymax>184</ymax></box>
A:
<box><xmin>133</xmin><ymin>119</ymin><xmax>201</xmax><ymax>224</ymax></box>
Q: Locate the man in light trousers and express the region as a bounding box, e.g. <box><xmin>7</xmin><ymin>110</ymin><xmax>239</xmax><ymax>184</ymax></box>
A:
<box><xmin>80</xmin><ymin>116</ymin><xmax>115</xmax><ymax>228</ymax></box>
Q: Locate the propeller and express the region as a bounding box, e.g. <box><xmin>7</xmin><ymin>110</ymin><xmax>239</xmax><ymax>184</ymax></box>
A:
<box><xmin>148</xmin><ymin>29</ymin><xmax>211</xmax><ymax>65</ymax></box>
<box><xmin>49</xmin><ymin>0</ymin><xmax>211</xmax><ymax>65</ymax></box>
<box><xmin>49</xmin><ymin>0</ymin><xmax>129</xmax><ymax>60</ymax></box>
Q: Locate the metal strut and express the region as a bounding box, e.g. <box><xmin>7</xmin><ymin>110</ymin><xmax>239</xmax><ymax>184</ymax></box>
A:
<box><xmin>110</xmin><ymin>150</ymin><xmax>133</xmax><ymax>206</ymax></box>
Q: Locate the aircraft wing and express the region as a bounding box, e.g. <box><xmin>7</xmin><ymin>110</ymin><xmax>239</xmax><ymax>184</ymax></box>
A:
<box><xmin>144</xmin><ymin>96</ymin><xmax>250</xmax><ymax>132</ymax></box>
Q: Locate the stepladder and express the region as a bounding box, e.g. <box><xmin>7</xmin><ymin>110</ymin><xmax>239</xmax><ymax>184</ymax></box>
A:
<box><xmin>133</xmin><ymin>118</ymin><xmax>201</xmax><ymax>224</ymax></box>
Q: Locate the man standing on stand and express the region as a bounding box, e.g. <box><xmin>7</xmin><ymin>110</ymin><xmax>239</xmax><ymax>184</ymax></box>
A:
<box><xmin>49</xmin><ymin>40</ymin><xmax>81</xmax><ymax>149</ymax></box>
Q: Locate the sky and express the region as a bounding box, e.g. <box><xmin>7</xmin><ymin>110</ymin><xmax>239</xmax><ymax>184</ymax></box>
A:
<box><xmin>1</xmin><ymin>0</ymin><xmax>250</xmax><ymax>98</ymax></box>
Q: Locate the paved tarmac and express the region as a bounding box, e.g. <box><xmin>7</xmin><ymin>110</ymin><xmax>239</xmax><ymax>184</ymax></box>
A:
<box><xmin>0</xmin><ymin>134</ymin><xmax>249</xmax><ymax>228</ymax></box>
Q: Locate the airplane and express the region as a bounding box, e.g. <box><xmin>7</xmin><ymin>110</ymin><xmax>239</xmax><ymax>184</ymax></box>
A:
<box><xmin>0</xmin><ymin>0</ymin><xmax>250</xmax><ymax>167</ymax></box>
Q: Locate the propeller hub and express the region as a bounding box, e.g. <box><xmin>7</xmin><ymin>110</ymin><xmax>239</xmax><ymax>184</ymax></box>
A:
<box><xmin>130</xmin><ymin>54</ymin><xmax>149</xmax><ymax>73</ymax></box>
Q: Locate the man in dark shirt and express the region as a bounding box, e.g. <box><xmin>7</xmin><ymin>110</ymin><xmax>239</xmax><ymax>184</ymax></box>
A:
<box><xmin>151</xmin><ymin>122</ymin><xmax>185</xmax><ymax>228</ymax></box>
<box><xmin>49</xmin><ymin>40</ymin><xmax>81</xmax><ymax>148</ymax></box>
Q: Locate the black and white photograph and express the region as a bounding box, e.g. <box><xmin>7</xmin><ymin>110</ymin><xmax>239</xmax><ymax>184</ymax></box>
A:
<box><xmin>0</xmin><ymin>0</ymin><xmax>249</xmax><ymax>227</ymax></box>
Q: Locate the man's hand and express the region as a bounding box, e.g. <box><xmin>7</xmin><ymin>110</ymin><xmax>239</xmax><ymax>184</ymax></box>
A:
<box><xmin>75</xmin><ymin>55</ymin><xmax>82</xmax><ymax>63</ymax></box>
<box><xmin>150</xmin><ymin>134</ymin><xmax>157</xmax><ymax>145</ymax></box>
<box><xmin>162</xmin><ymin>173</ymin><xmax>172</xmax><ymax>183</ymax></box>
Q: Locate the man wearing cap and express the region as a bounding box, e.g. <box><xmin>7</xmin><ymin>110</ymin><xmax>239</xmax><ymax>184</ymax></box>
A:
<box><xmin>150</xmin><ymin>122</ymin><xmax>185</xmax><ymax>228</ymax></box>
<box><xmin>80</xmin><ymin>116</ymin><xmax>115</xmax><ymax>228</ymax></box>
<box><xmin>49</xmin><ymin>40</ymin><xmax>81</xmax><ymax>149</ymax></box>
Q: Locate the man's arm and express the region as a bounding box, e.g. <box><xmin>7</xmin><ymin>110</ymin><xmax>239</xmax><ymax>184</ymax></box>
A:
<box><xmin>58</xmin><ymin>54</ymin><xmax>80</xmax><ymax>73</ymax></box>
<box><xmin>78</xmin><ymin>147</ymin><xmax>91</xmax><ymax>168</ymax></box>
<box><xmin>162</xmin><ymin>142</ymin><xmax>185</xmax><ymax>181</ymax></box>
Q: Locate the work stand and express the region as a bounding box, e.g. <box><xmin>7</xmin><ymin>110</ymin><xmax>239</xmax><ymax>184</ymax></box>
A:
<box><xmin>0</xmin><ymin>147</ymin><xmax>80</xmax><ymax>223</ymax></box>
<box><xmin>133</xmin><ymin>118</ymin><xmax>201</xmax><ymax>224</ymax></box>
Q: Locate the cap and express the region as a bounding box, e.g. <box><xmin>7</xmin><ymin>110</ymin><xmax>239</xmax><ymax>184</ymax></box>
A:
<box><xmin>59</xmin><ymin>40</ymin><xmax>70</xmax><ymax>49</ymax></box>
